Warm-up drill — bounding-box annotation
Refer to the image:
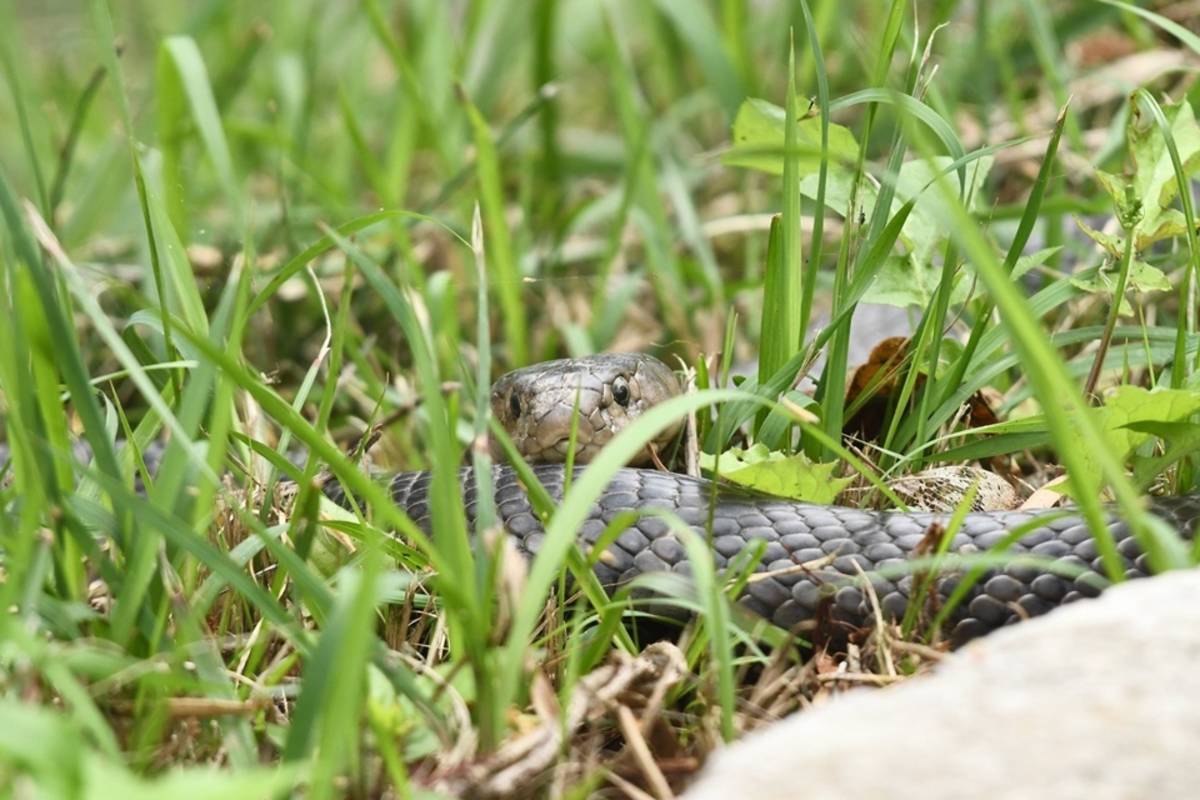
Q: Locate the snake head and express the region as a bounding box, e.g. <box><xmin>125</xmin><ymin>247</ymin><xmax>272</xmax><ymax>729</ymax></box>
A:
<box><xmin>489</xmin><ymin>353</ymin><xmax>683</xmax><ymax>465</ymax></box>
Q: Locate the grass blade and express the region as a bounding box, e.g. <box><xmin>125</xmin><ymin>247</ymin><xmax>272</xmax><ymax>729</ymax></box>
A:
<box><xmin>460</xmin><ymin>86</ymin><xmax>528</xmax><ymax>367</ymax></box>
<box><xmin>757</xmin><ymin>39</ymin><xmax>803</xmax><ymax>430</ymax></box>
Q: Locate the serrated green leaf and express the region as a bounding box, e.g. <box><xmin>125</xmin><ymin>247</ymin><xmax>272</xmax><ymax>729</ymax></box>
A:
<box><xmin>1126</xmin><ymin>420</ymin><xmax>1200</xmax><ymax>486</ymax></box>
<box><xmin>1092</xmin><ymin>168</ymin><xmax>1127</xmax><ymax>211</ymax></box>
<box><xmin>1137</xmin><ymin>208</ymin><xmax>1189</xmax><ymax>248</ymax></box>
<box><xmin>791</xmin><ymin>154</ymin><xmax>994</xmax><ymax>309</ymax></box>
<box><xmin>724</xmin><ymin>97</ymin><xmax>859</xmax><ymax>176</ymax></box>
<box><xmin>861</xmin><ymin>254</ymin><xmax>969</xmax><ymax>308</ymax></box>
<box><xmin>892</xmin><ymin>155</ymin><xmax>994</xmax><ymax>262</ymax></box>
<box><xmin>699</xmin><ymin>442</ymin><xmax>773</xmax><ymax>470</ymax></box>
<box><xmin>1095</xmin><ymin>386</ymin><xmax>1200</xmax><ymax>459</ymax></box>
<box><xmin>1070</xmin><ymin>259</ymin><xmax>1170</xmax><ymax>314</ymax></box>
<box><xmin>1128</xmin><ymin>97</ymin><xmax>1200</xmax><ymax>242</ymax></box>
<box><xmin>1075</xmin><ymin>216</ymin><xmax>1123</xmax><ymax>258</ymax></box>
<box><xmin>1087</xmin><ymin>101</ymin><xmax>1200</xmax><ymax>255</ymax></box>
<box><xmin>700</xmin><ymin>443</ymin><xmax>852</xmax><ymax>503</ymax></box>
<box><xmin>1130</xmin><ymin>98</ymin><xmax>1200</xmax><ymax>213</ymax></box>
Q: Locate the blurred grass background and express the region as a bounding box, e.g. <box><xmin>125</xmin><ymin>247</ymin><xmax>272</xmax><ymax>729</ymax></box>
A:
<box><xmin>3</xmin><ymin>0</ymin><xmax>1200</xmax><ymax>797</ymax></box>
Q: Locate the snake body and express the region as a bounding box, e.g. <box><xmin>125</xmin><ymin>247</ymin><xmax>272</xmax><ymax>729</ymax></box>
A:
<box><xmin>385</xmin><ymin>464</ymin><xmax>1200</xmax><ymax>642</ymax></box>
<box><xmin>401</xmin><ymin>352</ymin><xmax>1200</xmax><ymax>642</ymax></box>
<box><xmin>7</xmin><ymin>353</ymin><xmax>1199</xmax><ymax>642</ymax></box>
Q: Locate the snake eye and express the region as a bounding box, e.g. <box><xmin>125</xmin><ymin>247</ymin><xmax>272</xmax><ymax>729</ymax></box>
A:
<box><xmin>509</xmin><ymin>392</ymin><xmax>522</xmax><ymax>418</ymax></box>
<box><xmin>612</xmin><ymin>376</ymin><xmax>631</xmax><ymax>407</ymax></box>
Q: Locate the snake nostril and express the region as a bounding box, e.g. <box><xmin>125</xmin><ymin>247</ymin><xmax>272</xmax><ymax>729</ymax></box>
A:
<box><xmin>509</xmin><ymin>392</ymin><xmax>521</xmax><ymax>419</ymax></box>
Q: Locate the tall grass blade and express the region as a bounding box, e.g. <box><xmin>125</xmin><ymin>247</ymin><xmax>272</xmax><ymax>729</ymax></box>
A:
<box><xmin>461</xmin><ymin>87</ymin><xmax>528</xmax><ymax>368</ymax></box>
<box><xmin>757</xmin><ymin>39</ymin><xmax>803</xmax><ymax>433</ymax></box>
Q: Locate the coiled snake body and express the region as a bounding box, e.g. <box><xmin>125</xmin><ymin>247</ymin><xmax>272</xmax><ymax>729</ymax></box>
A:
<box><xmin>389</xmin><ymin>353</ymin><xmax>1200</xmax><ymax>642</ymax></box>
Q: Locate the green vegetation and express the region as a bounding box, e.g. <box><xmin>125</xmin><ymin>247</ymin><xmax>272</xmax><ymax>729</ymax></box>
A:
<box><xmin>2</xmin><ymin>0</ymin><xmax>1200</xmax><ymax>796</ymax></box>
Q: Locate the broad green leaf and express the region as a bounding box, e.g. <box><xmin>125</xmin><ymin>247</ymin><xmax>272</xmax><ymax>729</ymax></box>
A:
<box><xmin>1069</xmin><ymin>259</ymin><xmax>1170</xmax><ymax>315</ymax></box>
<box><xmin>863</xmin><ymin>242</ymin><xmax>1057</xmax><ymax>312</ymax></box>
<box><xmin>797</xmin><ymin>167</ymin><xmax>870</xmax><ymax>221</ymax></box>
<box><xmin>794</xmin><ymin>154</ymin><xmax>993</xmax><ymax>253</ymax></box>
<box><xmin>853</xmin><ymin>156</ymin><xmax>996</xmax><ymax>307</ymax></box>
<box><xmin>861</xmin><ymin>254</ymin><xmax>969</xmax><ymax>308</ymax></box>
<box><xmin>1126</xmin><ymin>420</ymin><xmax>1200</xmax><ymax>486</ymax></box>
<box><xmin>755</xmin><ymin>153</ymin><xmax>996</xmax><ymax>311</ymax></box>
<box><xmin>1139</xmin><ymin>208</ymin><xmax>1190</xmax><ymax>247</ymax></box>
<box><xmin>1128</xmin><ymin>97</ymin><xmax>1200</xmax><ymax>238</ymax></box>
<box><xmin>723</xmin><ymin>97</ymin><xmax>859</xmax><ymax>176</ymax></box>
<box><xmin>1091</xmin><ymin>168</ymin><xmax>1127</xmax><ymax>212</ymax></box>
<box><xmin>1078</xmin><ymin>207</ymin><xmax>1190</xmax><ymax>254</ymax></box>
<box><xmin>865</xmin><ymin>242</ymin><xmax>1056</xmax><ymax>312</ymax></box>
<box><xmin>700</xmin><ymin>443</ymin><xmax>852</xmax><ymax>503</ymax></box>
<box><xmin>889</xmin><ymin>155</ymin><xmax>994</xmax><ymax>262</ymax></box>
<box><xmin>1074</xmin><ymin>215</ymin><xmax>1123</xmax><ymax>258</ymax></box>
<box><xmin>1088</xmin><ymin>100</ymin><xmax>1200</xmax><ymax>253</ymax></box>
<box><xmin>1095</xmin><ymin>386</ymin><xmax>1200</xmax><ymax>459</ymax></box>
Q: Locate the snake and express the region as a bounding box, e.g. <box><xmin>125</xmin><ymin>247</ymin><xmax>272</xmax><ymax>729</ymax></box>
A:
<box><xmin>375</xmin><ymin>353</ymin><xmax>1200</xmax><ymax>643</ymax></box>
<box><xmin>6</xmin><ymin>353</ymin><xmax>1199</xmax><ymax>643</ymax></box>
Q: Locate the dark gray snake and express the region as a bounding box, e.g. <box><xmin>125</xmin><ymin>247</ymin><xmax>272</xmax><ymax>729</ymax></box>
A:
<box><xmin>390</xmin><ymin>353</ymin><xmax>1200</xmax><ymax>643</ymax></box>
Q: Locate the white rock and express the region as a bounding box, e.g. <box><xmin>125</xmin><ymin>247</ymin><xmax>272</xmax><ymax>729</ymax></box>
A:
<box><xmin>685</xmin><ymin>571</ymin><xmax>1200</xmax><ymax>800</ymax></box>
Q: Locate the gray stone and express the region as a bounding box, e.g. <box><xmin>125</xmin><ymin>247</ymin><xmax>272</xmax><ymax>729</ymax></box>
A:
<box><xmin>685</xmin><ymin>572</ymin><xmax>1200</xmax><ymax>800</ymax></box>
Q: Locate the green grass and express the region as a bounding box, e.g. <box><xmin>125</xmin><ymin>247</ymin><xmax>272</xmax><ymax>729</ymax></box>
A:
<box><xmin>3</xmin><ymin>0</ymin><xmax>1200</xmax><ymax>796</ymax></box>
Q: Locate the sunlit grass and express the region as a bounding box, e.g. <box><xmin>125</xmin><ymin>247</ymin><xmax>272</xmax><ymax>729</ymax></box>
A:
<box><xmin>2</xmin><ymin>0</ymin><xmax>1199</xmax><ymax>796</ymax></box>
